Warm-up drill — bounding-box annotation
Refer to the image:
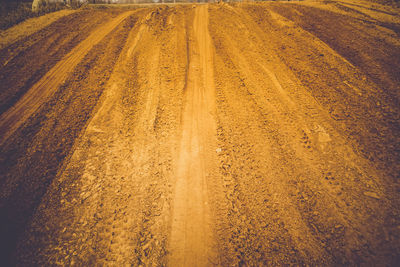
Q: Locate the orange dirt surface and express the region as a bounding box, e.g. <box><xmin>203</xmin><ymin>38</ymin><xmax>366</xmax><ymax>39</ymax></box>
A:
<box><xmin>0</xmin><ymin>1</ymin><xmax>399</xmax><ymax>266</ymax></box>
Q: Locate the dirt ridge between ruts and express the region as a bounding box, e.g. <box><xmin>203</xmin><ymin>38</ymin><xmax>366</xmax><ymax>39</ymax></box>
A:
<box><xmin>0</xmin><ymin>10</ymin><xmax>136</xmax><ymax>146</ymax></box>
<box><xmin>0</xmin><ymin>9</ymin><xmax>76</xmax><ymax>50</ymax></box>
<box><xmin>0</xmin><ymin>10</ymin><xmax>139</xmax><ymax>266</ymax></box>
<box><xmin>0</xmin><ymin>10</ymin><xmax>117</xmax><ymax>116</ymax></box>
<box><xmin>13</xmin><ymin>6</ymin><xmax>189</xmax><ymax>266</ymax></box>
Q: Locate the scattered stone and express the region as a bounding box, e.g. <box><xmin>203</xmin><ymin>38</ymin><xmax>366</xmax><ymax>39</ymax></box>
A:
<box><xmin>216</xmin><ymin>148</ymin><xmax>222</xmax><ymax>153</ymax></box>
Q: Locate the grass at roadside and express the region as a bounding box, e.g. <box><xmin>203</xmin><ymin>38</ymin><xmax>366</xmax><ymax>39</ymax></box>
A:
<box><xmin>0</xmin><ymin>1</ymin><xmax>65</xmax><ymax>30</ymax></box>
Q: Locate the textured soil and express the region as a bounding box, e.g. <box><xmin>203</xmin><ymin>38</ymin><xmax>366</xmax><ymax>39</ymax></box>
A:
<box><xmin>0</xmin><ymin>1</ymin><xmax>399</xmax><ymax>266</ymax></box>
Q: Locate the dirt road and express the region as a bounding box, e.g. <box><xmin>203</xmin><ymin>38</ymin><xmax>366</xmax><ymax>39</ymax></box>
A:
<box><xmin>0</xmin><ymin>1</ymin><xmax>399</xmax><ymax>265</ymax></box>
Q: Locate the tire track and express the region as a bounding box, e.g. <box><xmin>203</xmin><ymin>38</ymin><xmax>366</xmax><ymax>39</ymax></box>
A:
<box><xmin>263</xmin><ymin>3</ymin><xmax>400</xmax><ymax>180</ymax></box>
<box><xmin>0</xmin><ymin>10</ymin><xmax>136</xmax><ymax>146</ymax></box>
<box><xmin>13</xmin><ymin>10</ymin><xmax>151</xmax><ymax>265</ymax></box>
<box><xmin>0</xmin><ymin>9</ymin><xmax>76</xmax><ymax>50</ymax></box>
<box><xmin>208</xmin><ymin>3</ymin><xmax>398</xmax><ymax>265</ymax></box>
<box><xmin>1</xmin><ymin>11</ymin><xmax>139</xmax><ymax>266</ymax></box>
<box><xmin>169</xmin><ymin>4</ymin><xmax>219</xmax><ymax>266</ymax></box>
<box><xmin>0</xmin><ymin>10</ymin><xmax>117</xmax><ymax>116</ymax></box>
<box><xmin>15</xmin><ymin>7</ymin><xmax>189</xmax><ymax>266</ymax></box>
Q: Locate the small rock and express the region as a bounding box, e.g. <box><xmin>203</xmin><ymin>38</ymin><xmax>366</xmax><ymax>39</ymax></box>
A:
<box><xmin>216</xmin><ymin>148</ymin><xmax>222</xmax><ymax>153</ymax></box>
<box><xmin>318</xmin><ymin>131</ymin><xmax>331</xmax><ymax>143</ymax></box>
<box><xmin>142</xmin><ymin>242</ymin><xmax>151</xmax><ymax>250</ymax></box>
<box><xmin>363</xmin><ymin>191</ymin><xmax>380</xmax><ymax>199</ymax></box>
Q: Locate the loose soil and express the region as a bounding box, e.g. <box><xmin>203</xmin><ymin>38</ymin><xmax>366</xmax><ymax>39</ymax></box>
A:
<box><xmin>0</xmin><ymin>1</ymin><xmax>399</xmax><ymax>266</ymax></box>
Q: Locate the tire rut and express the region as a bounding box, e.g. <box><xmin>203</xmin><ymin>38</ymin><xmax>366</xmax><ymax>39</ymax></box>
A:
<box><xmin>169</xmin><ymin>5</ymin><xmax>219</xmax><ymax>266</ymax></box>
<box><xmin>208</xmin><ymin>3</ymin><xmax>399</xmax><ymax>265</ymax></box>
<box><xmin>0</xmin><ymin>10</ymin><xmax>137</xmax><ymax>146</ymax></box>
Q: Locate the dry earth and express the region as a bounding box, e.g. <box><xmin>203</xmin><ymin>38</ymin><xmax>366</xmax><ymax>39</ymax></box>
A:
<box><xmin>0</xmin><ymin>1</ymin><xmax>399</xmax><ymax>266</ymax></box>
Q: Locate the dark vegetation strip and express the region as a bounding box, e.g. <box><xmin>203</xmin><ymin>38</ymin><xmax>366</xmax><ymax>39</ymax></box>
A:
<box><xmin>0</xmin><ymin>13</ymin><xmax>136</xmax><ymax>266</ymax></box>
